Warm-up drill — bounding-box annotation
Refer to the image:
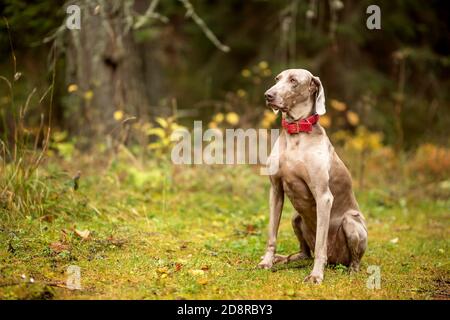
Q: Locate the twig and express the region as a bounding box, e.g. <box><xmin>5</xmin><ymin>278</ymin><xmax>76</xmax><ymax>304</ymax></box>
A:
<box><xmin>178</xmin><ymin>0</ymin><xmax>230</xmax><ymax>52</ymax></box>
<box><xmin>0</xmin><ymin>280</ymin><xmax>81</xmax><ymax>291</ymax></box>
<box><xmin>134</xmin><ymin>0</ymin><xmax>169</xmax><ymax>29</ymax></box>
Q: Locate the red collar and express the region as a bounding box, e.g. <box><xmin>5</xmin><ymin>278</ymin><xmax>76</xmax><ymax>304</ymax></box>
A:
<box><xmin>282</xmin><ymin>113</ymin><xmax>320</xmax><ymax>134</ymax></box>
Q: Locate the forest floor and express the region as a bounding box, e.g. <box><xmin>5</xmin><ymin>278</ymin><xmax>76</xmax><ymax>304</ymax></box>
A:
<box><xmin>0</xmin><ymin>161</ymin><xmax>449</xmax><ymax>300</ymax></box>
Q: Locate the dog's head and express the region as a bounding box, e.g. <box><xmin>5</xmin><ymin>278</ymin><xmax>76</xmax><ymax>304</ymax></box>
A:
<box><xmin>264</xmin><ymin>69</ymin><xmax>325</xmax><ymax>117</ymax></box>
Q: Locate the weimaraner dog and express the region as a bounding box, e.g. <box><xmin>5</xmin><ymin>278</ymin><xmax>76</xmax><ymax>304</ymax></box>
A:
<box><xmin>258</xmin><ymin>69</ymin><xmax>368</xmax><ymax>284</ymax></box>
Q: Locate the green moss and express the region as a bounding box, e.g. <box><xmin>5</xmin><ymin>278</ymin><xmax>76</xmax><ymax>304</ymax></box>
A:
<box><xmin>0</xmin><ymin>164</ymin><xmax>448</xmax><ymax>299</ymax></box>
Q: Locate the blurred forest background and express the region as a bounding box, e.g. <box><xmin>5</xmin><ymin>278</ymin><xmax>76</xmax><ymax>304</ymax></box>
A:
<box><xmin>1</xmin><ymin>0</ymin><xmax>449</xmax><ymax>146</ymax></box>
<box><xmin>0</xmin><ymin>0</ymin><xmax>449</xmax><ymax>299</ymax></box>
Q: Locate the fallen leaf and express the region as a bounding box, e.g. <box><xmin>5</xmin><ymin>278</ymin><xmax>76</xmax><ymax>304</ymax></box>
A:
<box><xmin>246</xmin><ymin>224</ymin><xmax>256</xmax><ymax>234</ymax></box>
<box><xmin>106</xmin><ymin>236</ymin><xmax>126</xmax><ymax>247</ymax></box>
<box><xmin>190</xmin><ymin>269</ymin><xmax>205</xmax><ymax>276</ymax></box>
<box><xmin>74</xmin><ymin>229</ymin><xmax>90</xmax><ymax>240</ymax></box>
<box><xmin>156</xmin><ymin>267</ymin><xmax>169</xmax><ymax>274</ymax></box>
<box><xmin>390</xmin><ymin>237</ymin><xmax>399</xmax><ymax>244</ymax></box>
<box><xmin>197</xmin><ymin>278</ymin><xmax>208</xmax><ymax>285</ymax></box>
<box><xmin>40</xmin><ymin>215</ymin><xmax>54</xmax><ymax>223</ymax></box>
<box><xmin>60</xmin><ymin>229</ymin><xmax>70</xmax><ymax>242</ymax></box>
<box><xmin>174</xmin><ymin>263</ymin><xmax>183</xmax><ymax>272</ymax></box>
<box><xmin>50</xmin><ymin>242</ymin><xmax>70</xmax><ymax>253</ymax></box>
<box><xmin>201</xmin><ymin>265</ymin><xmax>210</xmax><ymax>271</ymax></box>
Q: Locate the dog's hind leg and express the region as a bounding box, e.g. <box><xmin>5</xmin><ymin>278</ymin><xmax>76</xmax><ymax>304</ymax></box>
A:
<box><xmin>342</xmin><ymin>211</ymin><xmax>368</xmax><ymax>272</ymax></box>
<box><xmin>272</xmin><ymin>212</ymin><xmax>312</xmax><ymax>264</ymax></box>
<box><xmin>292</xmin><ymin>212</ymin><xmax>313</xmax><ymax>258</ymax></box>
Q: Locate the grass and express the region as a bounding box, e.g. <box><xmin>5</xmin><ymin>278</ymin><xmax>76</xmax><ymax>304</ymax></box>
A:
<box><xmin>0</xmin><ymin>158</ymin><xmax>449</xmax><ymax>300</ymax></box>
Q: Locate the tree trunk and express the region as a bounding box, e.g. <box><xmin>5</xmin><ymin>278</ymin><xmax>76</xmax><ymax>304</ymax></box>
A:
<box><xmin>66</xmin><ymin>1</ymin><xmax>152</xmax><ymax>139</ymax></box>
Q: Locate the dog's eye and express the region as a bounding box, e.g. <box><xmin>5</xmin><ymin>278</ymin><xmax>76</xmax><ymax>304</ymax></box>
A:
<box><xmin>290</xmin><ymin>78</ymin><xmax>298</xmax><ymax>85</ymax></box>
<box><xmin>275</xmin><ymin>76</ymin><xmax>281</xmax><ymax>82</ymax></box>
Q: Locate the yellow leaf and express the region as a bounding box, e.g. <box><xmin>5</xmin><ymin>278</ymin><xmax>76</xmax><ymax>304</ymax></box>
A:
<box><xmin>261</xmin><ymin>110</ymin><xmax>278</xmax><ymax>128</ymax></box>
<box><xmin>83</xmin><ymin>90</ymin><xmax>94</xmax><ymax>100</ymax></box>
<box><xmin>346</xmin><ymin>111</ymin><xmax>360</xmax><ymax>126</ymax></box>
<box><xmin>67</xmin><ymin>84</ymin><xmax>78</xmax><ymax>93</ymax></box>
<box><xmin>258</xmin><ymin>61</ymin><xmax>269</xmax><ymax>70</ymax></box>
<box><xmin>197</xmin><ymin>278</ymin><xmax>208</xmax><ymax>285</ymax></box>
<box><xmin>262</xmin><ymin>69</ymin><xmax>272</xmax><ymax>77</ymax></box>
<box><xmin>226</xmin><ymin>112</ymin><xmax>239</xmax><ymax>125</ymax></box>
<box><xmin>52</xmin><ymin>130</ymin><xmax>68</xmax><ymax>142</ymax></box>
<box><xmin>208</xmin><ymin>122</ymin><xmax>218</xmax><ymax>129</ymax></box>
<box><xmin>330</xmin><ymin>99</ymin><xmax>347</xmax><ymax>111</ymax></box>
<box><xmin>162</xmin><ymin>137</ymin><xmax>171</xmax><ymax>146</ymax></box>
<box><xmin>350</xmin><ymin>137</ymin><xmax>364</xmax><ymax>152</ymax></box>
<box><xmin>368</xmin><ymin>133</ymin><xmax>382</xmax><ymax>150</ymax></box>
<box><xmin>261</xmin><ymin>119</ymin><xmax>270</xmax><ymax>128</ymax></box>
<box><xmin>147</xmin><ymin>142</ymin><xmax>161</xmax><ymax>149</ymax></box>
<box><xmin>319</xmin><ymin>115</ymin><xmax>331</xmax><ymax>128</ymax></box>
<box><xmin>213</xmin><ymin>113</ymin><xmax>224</xmax><ymax>123</ymax></box>
<box><xmin>263</xmin><ymin>110</ymin><xmax>277</xmax><ymax>123</ymax></box>
<box><xmin>156</xmin><ymin>267</ymin><xmax>169</xmax><ymax>274</ymax></box>
<box><xmin>189</xmin><ymin>269</ymin><xmax>205</xmax><ymax>276</ymax></box>
<box><xmin>237</xmin><ymin>89</ymin><xmax>247</xmax><ymax>98</ymax></box>
<box><xmin>113</xmin><ymin>110</ymin><xmax>124</xmax><ymax>121</ymax></box>
<box><xmin>241</xmin><ymin>69</ymin><xmax>251</xmax><ymax>78</ymax></box>
<box><xmin>155</xmin><ymin>117</ymin><xmax>168</xmax><ymax>128</ymax></box>
<box><xmin>147</xmin><ymin>128</ymin><xmax>166</xmax><ymax>139</ymax></box>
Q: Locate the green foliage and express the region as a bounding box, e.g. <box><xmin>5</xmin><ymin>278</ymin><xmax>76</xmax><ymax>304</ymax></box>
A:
<box><xmin>147</xmin><ymin>116</ymin><xmax>186</xmax><ymax>160</ymax></box>
<box><xmin>50</xmin><ymin>131</ymin><xmax>76</xmax><ymax>161</ymax></box>
<box><xmin>0</xmin><ymin>0</ymin><xmax>65</xmax><ymax>53</ymax></box>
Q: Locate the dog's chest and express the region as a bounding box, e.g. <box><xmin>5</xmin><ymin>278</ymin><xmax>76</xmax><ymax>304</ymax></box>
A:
<box><xmin>279</xmin><ymin>152</ymin><xmax>316</xmax><ymax>214</ymax></box>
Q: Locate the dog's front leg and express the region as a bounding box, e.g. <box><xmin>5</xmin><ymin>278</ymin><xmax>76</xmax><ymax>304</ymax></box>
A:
<box><xmin>258</xmin><ymin>180</ymin><xmax>284</xmax><ymax>269</ymax></box>
<box><xmin>304</xmin><ymin>187</ymin><xmax>333</xmax><ymax>284</ymax></box>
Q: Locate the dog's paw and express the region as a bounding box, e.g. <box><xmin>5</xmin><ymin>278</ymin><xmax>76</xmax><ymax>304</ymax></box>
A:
<box><xmin>349</xmin><ymin>262</ymin><xmax>360</xmax><ymax>274</ymax></box>
<box><xmin>258</xmin><ymin>254</ymin><xmax>274</xmax><ymax>269</ymax></box>
<box><xmin>272</xmin><ymin>254</ymin><xmax>289</xmax><ymax>264</ymax></box>
<box><xmin>257</xmin><ymin>260</ymin><xmax>273</xmax><ymax>269</ymax></box>
<box><xmin>303</xmin><ymin>273</ymin><xmax>323</xmax><ymax>284</ymax></box>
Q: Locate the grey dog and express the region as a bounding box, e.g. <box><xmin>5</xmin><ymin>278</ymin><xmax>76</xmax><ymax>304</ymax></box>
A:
<box><xmin>258</xmin><ymin>69</ymin><xmax>368</xmax><ymax>284</ymax></box>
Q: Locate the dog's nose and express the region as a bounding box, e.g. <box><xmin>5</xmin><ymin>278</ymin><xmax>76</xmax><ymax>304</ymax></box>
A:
<box><xmin>265</xmin><ymin>92</ymin><xmax>275</xmax><ymax>101</ymax></box>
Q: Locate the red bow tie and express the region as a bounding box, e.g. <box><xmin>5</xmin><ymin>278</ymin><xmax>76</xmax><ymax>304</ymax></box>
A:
<box><xmin>282</xmin><ymin>114</ymin><xmax>320</xmax><ymax>134</ymax></box>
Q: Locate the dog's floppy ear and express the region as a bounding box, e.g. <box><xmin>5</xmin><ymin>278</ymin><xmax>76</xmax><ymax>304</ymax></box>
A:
<box><xmin>311</xmin><ymin>76</ymin><xmax>326</xmax><ymax>115</ymax></box>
